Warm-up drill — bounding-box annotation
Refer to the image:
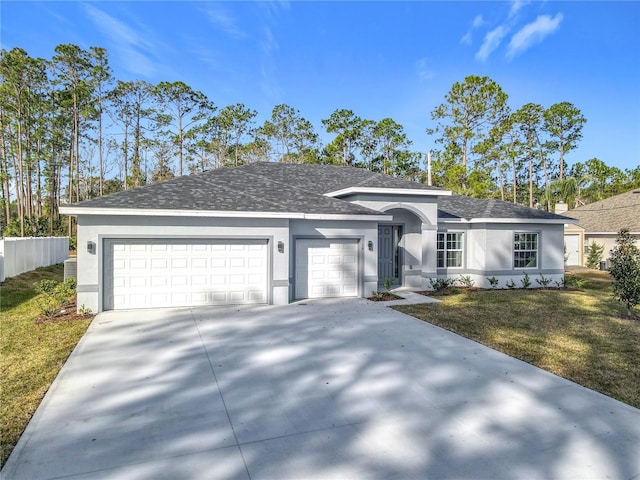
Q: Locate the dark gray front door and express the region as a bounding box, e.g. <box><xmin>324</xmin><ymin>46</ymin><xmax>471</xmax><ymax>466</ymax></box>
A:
<box><xmin>378</xmin><ymin>225</ymin><xmax>402</xmax><ymax>286</ymax></box>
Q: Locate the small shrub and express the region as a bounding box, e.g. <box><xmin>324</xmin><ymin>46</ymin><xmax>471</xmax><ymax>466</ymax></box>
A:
<box><xmin>457</xmin><ymin>275</ymin><xmax>475</xmax><ymax>288</ymax></box>
<box><xmin>486</xmin><ymin>276</ymin><xmax>499</xmax><ymax>289</ymax></box>
<box><xmin>608</xmin><ymin>229</ymin><xmax>640</xmax><ymax>316</ymax></box>
<box><xmin>58</xmin><ymin>278</ymin><xmax>77</xmax><ymax>297</ymax></box>
<box><xmin>554</xmin><ymin>278</ymin><xmax>565</xmax><ymax>288</ymax></box>
<box><xmin>33</xmin><ymin>278</ymin><xmax>76</xmax><ymax>318</ymax></box>
<box><xmin>429</xmin><ymin>278</ymin><xmax>454</xmax><ymax>291</ymax></box>
<box><xmin>371</xmin><ymin>290</ymin><xmax>383</xmax><ymax>300</ymax></box>
<box><xmin>585</xmin><ymin>242</ymin><xmax>605</xmax><ymax>269</ymax></box>
<box><xmin>506</xmin><ymin>279</ymin><xmax>517</xmax><ymax>289</ymax></box>
<box><xmin>536</xmin><ymin>275</ymin><xmax>553</xmax><ymax>288</ymax></box>
<box><xmin>79</xmin><ymin>304</ymin><xmax>92</xmax><ymax>315</ymax></box>
<box><xmin>383</xmin><ymin>277</ymin><xmax>393</xmax><ymax>292</ymax></box>
<box><xmin>520</xmin><ymin>273</ymin><xmax>531</xmax><ymax>288</ymax></box>
<box><xmin>34</xmin><ymin>279</ymin><xmax>58</xmax><ymax>294</ymax></box>
<box><xmin>565</xmin><ymin>275</ymin><xmax>587</xmax><ymax>289</ymax></box>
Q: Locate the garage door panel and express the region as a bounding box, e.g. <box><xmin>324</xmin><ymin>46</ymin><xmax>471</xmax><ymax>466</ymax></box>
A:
<box><xmin>104</xmin><ymin>239</ymin><xmax>268</xmax><ymax>310</ymax></box>
<box><xmin>151</xmin><ymin>276</ymin><xmax>169</xmax><ymax>287</ymax></box>
<box><xmin>151</xmin><ymin>258</ymin><xmax>168</xmax><ymax>269</ymax></box>
<box><xmin>192</xmin><ymin>258</ymin><xmax>208</xmax><ymax>269</ymax></box>
<box><xmin>130</xmin><ymin>259</ymin><xmax>147</xmax><ymax>270</ymax></box>
<box><xmin>295</xmin><ymin>239</ymin><xmax>359</xmax><ymax>299</ymax></box>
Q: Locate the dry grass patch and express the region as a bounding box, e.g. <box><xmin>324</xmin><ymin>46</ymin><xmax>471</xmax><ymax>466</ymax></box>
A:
<box><xmin>0</xmin><ymin>265</ymin><xmax>92</xmax><ymax>468</ymax></box>
<box><xmin>396</xmin><ymin>270</ymin><xmax>640</xmax><ymax>408</ymax></box>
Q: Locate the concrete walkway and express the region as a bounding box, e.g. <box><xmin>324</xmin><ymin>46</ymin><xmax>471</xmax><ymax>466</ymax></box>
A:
<box><xmin>3</xmin><ymin>298</ymin><xmax>639</xmax><ymax>479</ymax></box>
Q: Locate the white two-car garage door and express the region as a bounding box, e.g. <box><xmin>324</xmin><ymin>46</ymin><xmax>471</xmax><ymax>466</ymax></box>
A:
<box><xmin>103</xmin><ymin>239</ymin><xmax>268</xmax><ymax>310</ymax></box>
<box><xmin>295</xmin><ymin>239</ymin><xmax>359</xmax><ymax>299</ymax></box>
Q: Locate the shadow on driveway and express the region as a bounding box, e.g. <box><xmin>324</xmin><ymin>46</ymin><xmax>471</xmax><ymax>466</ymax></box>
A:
<box><xmin>2</xmin><ymin>299</ymin><xmax>639</xmax><ymax>479</ymax></box>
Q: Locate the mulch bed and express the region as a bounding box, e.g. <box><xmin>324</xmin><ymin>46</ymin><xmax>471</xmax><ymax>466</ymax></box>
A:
<box><xmin>416</xmin><ymin>287</ymin><xmax>481</xmax><ymax>297</ymax></box>
<box><xmin>35</xmin><ymin>300</ymin><xmax>95</xmax><ymax>324</ymax></box>
<box><xmin>367</xmin><ymin>292</ymin><xmax>404</xmax><ymax>301</ymax></box>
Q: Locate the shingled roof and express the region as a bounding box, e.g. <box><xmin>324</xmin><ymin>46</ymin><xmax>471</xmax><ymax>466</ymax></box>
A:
<box><xmin>238</xmin><ymin>162</ymin><xmax>446</xmax><ymax>194</ymax></box>
<box><xmin>63</xmin><ymin>163</ymin><xmax>442</xmax><ymax>216</ymax></box>
<box><xmin>62</xmin><ymin>162</ymin><xmax>571</xmax><ymax>222</ymax></box>
<box><xmin>564</xmin><ymin>190</ymin><xmax>640</xmax><ymax>232</ymax></box>
<box><xmin>437</xmin><ymin>194</ymin><xmax>571</xmax><ymax>221</ymax></box>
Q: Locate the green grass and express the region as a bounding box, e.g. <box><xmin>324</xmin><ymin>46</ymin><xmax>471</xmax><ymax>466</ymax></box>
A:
<box><xmin>0</xmin><ymin>265</ymin><xmax>92</xmax><ymax>468</ymax></box>
<box><xmin>396</xmin><ymin>269</ymin><xmax>640</xmax><ymax>408</ymax></box>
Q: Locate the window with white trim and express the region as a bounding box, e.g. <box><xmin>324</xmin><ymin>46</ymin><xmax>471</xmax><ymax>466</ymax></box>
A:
<box><xmin>437</xmin><ymin>232</ymin><xmax>463</xmax><ymax>268</ymax></box>
<box><xmin>514</xmin><ymin>232</ymin><xmax>538</xmax><ymax>268</ymax></box>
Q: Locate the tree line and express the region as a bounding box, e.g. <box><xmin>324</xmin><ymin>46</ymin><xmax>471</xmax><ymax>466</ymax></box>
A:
<box><xmin>1</xmin><ymin>45</ymin><xmax>638</xmax><ymax>238</ymax></box>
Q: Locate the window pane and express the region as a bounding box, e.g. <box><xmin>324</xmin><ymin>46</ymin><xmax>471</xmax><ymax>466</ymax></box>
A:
<box><xmin>526</xmin><ymin>252</ymin><xmax>537</xmax><ymax>268</ymax></box>
<box><xmin>437</xmin><ymin>232</ymin><xmax>463</xmax><ymax>268</ymax></box>
<box><xmin>513</xmin><ymin>233</ymin><xmax>538</xmax><ymax>268</ymax></box>
<box><xmin>447</xmin><ymin>233</ymin><xmax>462</xmax><ymax>249</ymax></box>
<box><xmin>447</xmin><ymin>251</ymin><xmax>462</xmax><ymax>267</ymax></box>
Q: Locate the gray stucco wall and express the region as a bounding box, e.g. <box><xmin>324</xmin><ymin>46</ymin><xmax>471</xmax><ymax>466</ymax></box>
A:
<box><xmin>433</xmin><ymin>222</ymin><xmax>566</xmax><ymax>288</ymax></box>
<box><xmin>76</xmin><ymin>215</ymin><xmax>290</xmax><ymax>312</ymax></box>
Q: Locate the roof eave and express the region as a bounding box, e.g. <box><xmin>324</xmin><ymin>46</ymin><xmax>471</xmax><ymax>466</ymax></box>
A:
<box><xmin>59</xmin><ymin>206</ymin><xmax>390</xmax><ymax>221</ymax></box>
<box><xmin>438</xmin><ymin>217</ymin><xmax>576</xmax><ymax>225</ymax></box>
<box><xmin>584</xmin><ymin>231</ymin><xmax>640</xmax><ymax>235</ymax></box>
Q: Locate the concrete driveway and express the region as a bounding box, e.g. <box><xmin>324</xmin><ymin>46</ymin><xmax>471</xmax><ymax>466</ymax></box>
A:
<box><xmin>3</xmin><ymin>298</ymin><xmax>639</xmax><ymax>479</ymax></box>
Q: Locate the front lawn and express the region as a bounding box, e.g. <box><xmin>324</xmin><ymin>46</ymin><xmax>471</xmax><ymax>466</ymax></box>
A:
<box><xmin>396</xmin><ymin>269</ymin><xmax>640</xmax><ymax>409</ymax></box>
<box><xmin>0</xmin><ymin>265</ymin><xmax>92</xmax><ymax>468</ymax></box>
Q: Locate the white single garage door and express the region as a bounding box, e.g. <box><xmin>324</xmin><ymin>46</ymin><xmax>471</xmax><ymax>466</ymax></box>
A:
<box><xmin>295</xmin><ymin>239</ymin><xmax>359</xmax><ymax>299</ymax></box>
<box><xmin>103</xmin><ymin>239</ymin><xmax>268</xmax><ymax>310</ymax></box>
<box><xmin>565</xmin><ymin>234</ymin><xmax>580</xmax><ymax>266</ymax></box>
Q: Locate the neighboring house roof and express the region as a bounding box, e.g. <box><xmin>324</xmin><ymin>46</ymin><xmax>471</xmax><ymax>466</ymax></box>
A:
<box><xmin>60</xmin><ymin>162</ymin><xmax>571</xmax><ymax>223</ymax></box>
<box><xmin>564</xmin><ymin>189</ymin><xmax>640</xmax><ymax>233</ymax></box>
<box><xmin>438</xmin><ymin>194</ymin><xmax>572</xmax><ymax>222</ymax></box>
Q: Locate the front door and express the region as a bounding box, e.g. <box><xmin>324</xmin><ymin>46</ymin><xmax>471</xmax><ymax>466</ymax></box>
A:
<box><xmin>378</xmin><ymin>225</ymin><xmax>402</xmax><ymax>287</ymax></box>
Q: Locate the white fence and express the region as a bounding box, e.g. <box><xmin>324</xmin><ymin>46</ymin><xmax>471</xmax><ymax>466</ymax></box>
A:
<box><xmin>0</xmin><ymin>237</ymin><xmax>69</xmax><ymax>282</ymax></box>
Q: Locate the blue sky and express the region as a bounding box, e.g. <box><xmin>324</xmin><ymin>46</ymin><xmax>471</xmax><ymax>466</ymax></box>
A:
<box><xmin>2</xmin><ymin>1</ymin><xmax>639</xmax><ymax>172</ymax></box>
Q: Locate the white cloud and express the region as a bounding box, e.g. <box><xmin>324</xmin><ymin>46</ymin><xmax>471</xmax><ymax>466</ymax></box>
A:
<box><xmin>509</xmin><ymin>0</ymin><xmax>531</xmax><ymax>19</ymax></box>
<box><xmin>202</xmin><ymin>4</ymin><xmax>246</xmax><ymax>39</ymax></box>
<box><xmin>260</xmin><ymin>26</ymin><xmax>279</xmax><ymax>99</ymax></box>
<box><xmin>416</xmin><ymin>58</ymin><xmax>435</xmax><ymax>81</ymax></box>
<box><xmin>460</xmin><ymin>14</ymin><xmax>486</xmax><ymax>45</ymax></box>
<box><xmin>473</xmin><ymin>14</ymin><xmax>486</xmax><ymax>28</ymax></box>
<box><xmin>507</xmin><ymin>13</ymin><xmax>564</xmax><ymax>58</ymax></box>
<box><xmin>475</xmin><ymin>25</ymin><xmax>508</xmax><ymax>62</ymax></box>
<box><xmin>84</xmin><ymin>4</ymin><xmax>153</xmax><ymax>51</ymax></box>
<box><xmin>83</xmin><ymin>4</ymin><xmax>157</xmax><ymax>77</ymax></box>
